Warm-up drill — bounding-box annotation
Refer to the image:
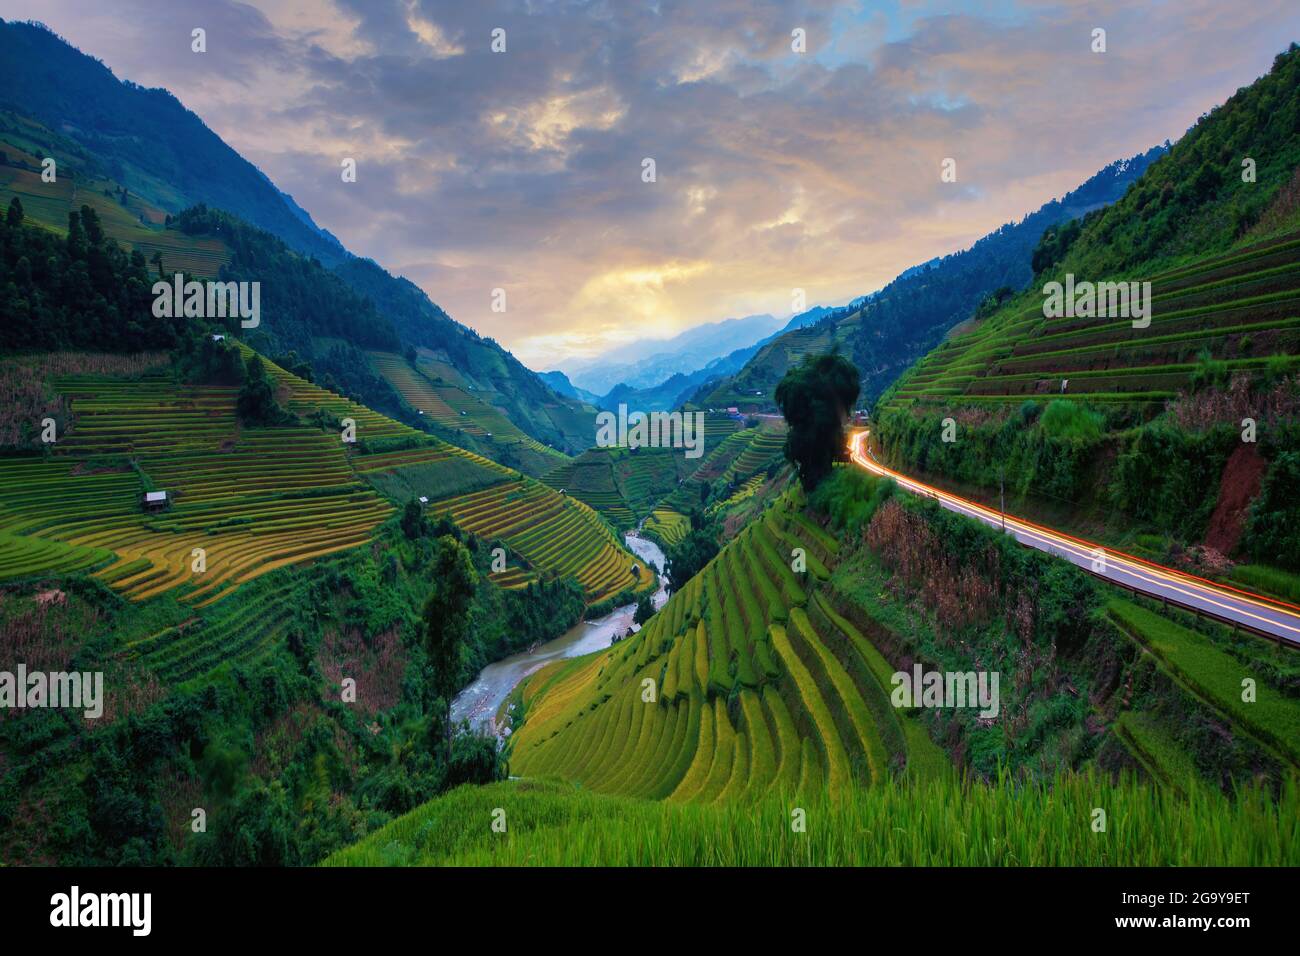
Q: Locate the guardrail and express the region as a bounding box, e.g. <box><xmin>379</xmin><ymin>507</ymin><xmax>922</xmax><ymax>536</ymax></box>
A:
<box><xmin>853</xmin><ymin>433</ymin><xmax>1298</xmax><ymax>652</ymax></box>
<box><xmin>1100</xmin><ymin>574</ymin><xmax>1296</xmax><ymax>650</ymax></box>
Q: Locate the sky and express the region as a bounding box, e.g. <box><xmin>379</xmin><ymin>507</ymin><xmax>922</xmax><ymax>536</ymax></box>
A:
<box><xmin>8</xmin><ymin>0</ymin><xmax>1300</xmax><ymax>370</ymax></box>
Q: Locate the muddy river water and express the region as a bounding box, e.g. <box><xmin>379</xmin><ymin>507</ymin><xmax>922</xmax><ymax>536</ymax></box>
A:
<box><xmin>450</xmin><ymin>532</ymin><xmax>669</xmax><ymax>734</ymax></box>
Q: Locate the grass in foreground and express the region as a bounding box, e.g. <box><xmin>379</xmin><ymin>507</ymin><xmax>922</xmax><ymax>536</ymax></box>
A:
<box><xmin>324</xmin><ymin>772</ymin><xmax>1298</xmax><ymax>867</ymax></box>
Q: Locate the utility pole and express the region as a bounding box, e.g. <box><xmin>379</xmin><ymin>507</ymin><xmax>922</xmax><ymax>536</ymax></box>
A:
<box><xmin>1000</xmin><ymin>467</ymin><xmax>1006</xmax><ymax>533</ymax></box>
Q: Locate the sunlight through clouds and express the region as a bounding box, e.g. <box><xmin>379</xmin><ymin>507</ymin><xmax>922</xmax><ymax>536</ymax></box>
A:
<box><xmin>7</xmin><ymin>0</ymin><xmax>1298</xmax><ymax>367</ymax></box>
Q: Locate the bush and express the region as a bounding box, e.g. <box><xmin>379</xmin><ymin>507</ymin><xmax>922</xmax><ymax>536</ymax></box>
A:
<box><xmin>808</xmin><ymin>466</ymin><xmax>895</xmax><ymax>532</ymax></box>
<box><xmin>1245</xmin><ymin>450</ymin><xmax>1300</xmax><ymax>570</ymax></box>
<box><xmin>1039</xmin><ymin>400</ymin><xmax>1104</xmax><ymax>442</ymax></box>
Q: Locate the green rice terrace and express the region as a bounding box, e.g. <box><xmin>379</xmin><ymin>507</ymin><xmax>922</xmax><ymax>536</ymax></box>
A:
<box><xmin>0</xmin><ymin>120</ymin><xmax>234</xmax><ymax>279</ymax></box>
<box><xmin>643</xmin><ymin>423</ymin><xmax>788</xmax><ymax>545</ymax></box>
<box><xmin>882</xmin><ymin>230</ymin><xmax>1300</xmax><ymax>412</ymax></box>
<box><xmin>332</xmin><ymin>474</ymin><xmax>1300</xmax><ymax>866</ymax></box>
<box><xmin>369</xmin><ymin>349</ymin><xmax>568</xmax><ymax>476</ymax></box>
<box><xmin>506</xmin><ymin>495</ymin><xmax>949</xmax><ymax>799</ymax></box>
<box><xmin>427</xmin><ymin>478</ymin><xmax>651</xmax><ymax>603</ymax></box>
<box><xmin>0</xmin><ymin>347</ymin><xmax>650</xmax><ymax>609</ymax></box>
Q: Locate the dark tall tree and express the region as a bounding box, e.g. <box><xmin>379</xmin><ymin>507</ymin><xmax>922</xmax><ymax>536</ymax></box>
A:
<box><xmin>423</xmin><ymin>536</ymin><xmax>478</xmax><ymax>762</ymax></box>
<box><xmin>774</xmin><ymin>351</ymin><xmax>861</xmax><ymax>491</ymax></box>
<box><xmin>401</xmin><ymin>499</ymin><xmax>428</xmax><ymax>540</ymax></box>
<box><xmin>664</xmin><ymin>515</ymin><xmax>720</xmax><ymax>594</ymax></box>
<box><xmin>633</xmin><ymin>593</ymin><xmax>655</xmax><ymax>626</ymax></box>
<box><xmin>236</xmin><ymin>354</ymin><xmax>280</xmax><ymax>424</ymax></box>
<box><xmin>5</xmin><ymin>196</ymin><xmax>21</xmax><ymax>227</ymax></box>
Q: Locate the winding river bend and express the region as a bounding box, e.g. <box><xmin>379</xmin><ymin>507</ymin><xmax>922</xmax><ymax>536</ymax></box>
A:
<box><xmin>450</xmin><ymin>532</ymin><xmax>669</xmax><ymax>734</ymax></box>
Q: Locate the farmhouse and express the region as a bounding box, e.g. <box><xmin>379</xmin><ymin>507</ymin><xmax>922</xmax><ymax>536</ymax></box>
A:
<box><xmin>142</xmin><ymin>490</ymin><xmax>168</xmax><ymax>510</ymax></box>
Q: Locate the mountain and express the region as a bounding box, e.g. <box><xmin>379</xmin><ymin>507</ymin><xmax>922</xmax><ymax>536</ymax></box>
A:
<box><xmin>560</xmin><ymin>305</ymin><xmax>835</xmax><ymax>411</ymax></box>
<box><xmin>700</xmin><ymin>144</ymin><xmax>1168</xmax><ymax>411</ymax></box>
<box><xmin>0</xmin><ymin>18</ymin><xmax>596</xmax><ymax>453</ymax></box>
<box><xmin>600</xmin><ymin>372</ymin><xmax>704</xmax><ymax>414</ymax></box>
<box><xmin>875</xmin><ymin>42</ymin><xmax>1300</xmax><ymax>573</ymax></box>
<box><xmin>565</xmin><ymin>312</ymin><xmax>787</xmax><ymax>395</ymax></box>
<box><xmin>539</xmin><ymin>370</ymin><xmax>602</xmax><ymax>405</ymax></box>
<box><xmin>777</xmin><ymin>303</ymin><xmax>835</xmax><ymax>334</ymax></box>
<box><xmin>0</xmin><ymin>19</ymin><xmax>343</xmax><ymax>264</ymax></box>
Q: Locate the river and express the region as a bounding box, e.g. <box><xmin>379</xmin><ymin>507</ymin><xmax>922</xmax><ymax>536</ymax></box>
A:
<box><xmin>450</xmin><ymin>531</ymin><xmax>669</xmax><ymax>735</ymax></box>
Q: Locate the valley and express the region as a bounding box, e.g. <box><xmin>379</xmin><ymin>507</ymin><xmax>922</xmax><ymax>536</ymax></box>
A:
<box><xmin>0</xmin><ymin>9</ymin><xmax>1297</xmax><ymax>887</ymax></box>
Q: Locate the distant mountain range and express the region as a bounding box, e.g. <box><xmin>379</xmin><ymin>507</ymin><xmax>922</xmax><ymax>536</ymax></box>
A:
<box><xmin>563</xmin><ymin>311</ymin><xmax>802</xmax><ymax>396</ymax></box>
<box><xmin>547</xmin><ymin>305</ymin><xmax>834</xmax><ymax>411</ymax></box>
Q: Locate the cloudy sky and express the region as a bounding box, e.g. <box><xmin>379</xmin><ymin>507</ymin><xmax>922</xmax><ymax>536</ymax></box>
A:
<box><xmin>11</xmin><ymin>1</ymin><xmax>1300</xmax><ymax>368</ymax></box>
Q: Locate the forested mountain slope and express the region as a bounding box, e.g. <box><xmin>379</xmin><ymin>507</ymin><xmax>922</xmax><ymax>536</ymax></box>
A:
<box><xmin>700</xmin><ymin>146</ymin><xmax>1166</xmax><ymax>412</ymax></box>
<box><xmin>0</xmin><ymin>18</ymin><xmax>598</xmax><ymax>453</ymax></box>
<box><xmin>874</xmin><ymin>44</ymin><xmax>1300</xmax><ymax>590</ymax></box>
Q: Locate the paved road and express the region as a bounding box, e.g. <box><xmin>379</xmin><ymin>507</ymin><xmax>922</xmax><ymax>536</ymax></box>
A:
<box><xmin>848</xmin><ymin>429</ymin><xmax>1300</xmax><ymax>648</ymax></box>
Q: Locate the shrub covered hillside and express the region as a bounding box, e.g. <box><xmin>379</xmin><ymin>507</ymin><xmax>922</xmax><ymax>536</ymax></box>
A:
<box><xmin>0</xmin><ymin>262</ymin><xmax>648</xmax><ymax>865</ymax></box>
<box><xmin>331</xmin><ymin>468</ymin><xmax>1299</xmax><ymax>866</ymax></box>
<box><xmin>875</xmin><ymin>45</ymin><xmax>1300</xmax><ymax>595</ymax></box>
<box><xmin>0</xmin><ymin>333</ymin><xmax>647</xmax><ymax>864</ymax></box>
<box><xmin>0</xmin><ymin>496</ymin><xmax>598</xmax><ymax>865</ymax></box>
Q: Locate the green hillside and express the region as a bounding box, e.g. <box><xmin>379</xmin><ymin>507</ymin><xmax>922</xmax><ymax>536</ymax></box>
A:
<box><xmin>874</xmin><ymin>45</ymin><xmax>1300</xmax><ymax>585</ymax></box>
<box><xmin>0</xmin><ymin>339</ymin><xmax>646</xmax><ymax>609</ymax></box>
<box><xmin>698</xmin><ymin>315</ymin><xmax>857</xmax><ymax>411</ymax></box>
<box><xmin>0</xmin><ymin>341</ymin><xmax>647</xmax><ymax>866</ymax></box>
<box><xmin>513</xmin><ymin>473</ymin><xmax>1300</xmax><ymax>794</ymax></box>
<box><xmin>0</xmin><ymin>114</ymin><xmax>234</xmax><ymax>277</ymax></box>
<box><xmin>333</xmin><ymin>469</ymin><xmax>1299</xmax><ymax>865</ymax></box>
<box><xmin>0</xmin><ymin>19</ymin><xmax>601</xmax><ymax>457</ymax></box>
<box><xmin>698</xmin><ymin>147</ymin><xmax>1166</xmax><ymax>413</ymax></box>
<box><xmin>368</xmin><ymin>350</ymin><xmax>569</xmax><ymax>477</ymax></box>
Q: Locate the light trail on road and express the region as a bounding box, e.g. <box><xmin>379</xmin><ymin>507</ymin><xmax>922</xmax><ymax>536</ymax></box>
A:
<box><xmin>848</xmin><ymin>429</ymin><xmax>1300</xmax><ymax>648</ymax></box>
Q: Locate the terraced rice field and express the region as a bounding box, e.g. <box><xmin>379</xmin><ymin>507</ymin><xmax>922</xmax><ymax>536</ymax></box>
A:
<box><xmin>611</xmin><ymin>446</ymin><xmax>693</xmax><ymax>514</ymax></box>
<box><xmin>883</xmin><ymin>231</ymin><xmax>1300</xmax><ymax>413</ymax></box>
<box><xmin>509</xmin><ymin>498</ymin><xmax>948</xmax><ymax>799</ymax></box>
<box><xmin>369</xmin><ymin>351</ymin><xmax>565</xmax><ymax>467</ymax></box>
<box><xmin>2</xmin><ymin>347</ymin><xmax>645</xmax><ymax>620</ymax></box>
<box><xmin>253</xmin><ymin>346</ymin><xmax>422</xmax><ymax>444</ymax></box>
<box><xmin>352</xmin><ymin>440</ymin><xmax>514</xmax><ymax>504</ymax></box>
<box><xmin>721</xmin><ymin>426</ymin><xmax>785</xmax><ymax>483</ymax></box>
<box><xmin>707</xmin><ymin>474</ymin><xmax>766</xmax><ymax>515</ymax></box>
<box><xmin>428</xmin><ymin>479</ymin><xmax>649</xmax><ymax>604</ymax></box>
<box><xmin>488</xmin><ymin>565</ymin><xmax>538</xmax><ymax>591</ymax></box>
<box><xmin>121</xmin><ymin>554</ymin><xmax>353</xmax><ymax>685</ymax></box>
<box><xmin>0</xmin><ymin>353</ymin><xmax>415</xmax><ymax>606</ymax></box>
<box><xmin>658</xmin><ymin>425</ymin><xmax>787</xmax><ymax>516</ymax></box>
<box><xmin>541</xmin><ymin>454</ymin><xmax>635</xmax><ymax>530</ymax></box>
<box><xmin>0</xmin><ymin>367</ymin><xmax>395</xmax><ymax>607</ymax></box>
<box><xmin>0</xmin><ymin>158</ymin><xmax>233</xmax><ymax>277</ymax></box>
<box><xmin>701</xmin><ymin>413</ymin><xmax>745</xmax><ymax>443</ymax></box>
<box><xmin>643</xmin><ymin>507</ymin><xmax>689</xmax><ymax>546</ymax></box>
